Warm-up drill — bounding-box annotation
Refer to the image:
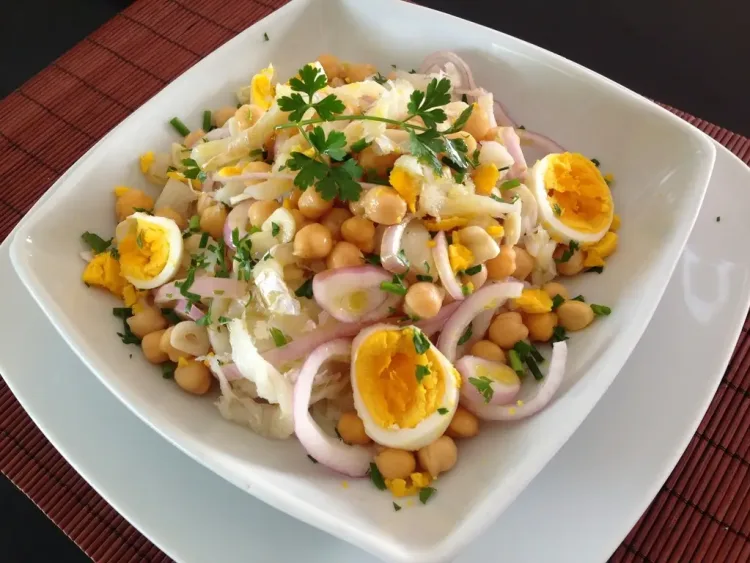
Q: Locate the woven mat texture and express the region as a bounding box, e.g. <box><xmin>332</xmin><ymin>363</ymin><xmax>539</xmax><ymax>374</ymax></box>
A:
<box><xmin>1</xmin><ymin>1</ymin><xmax>750</xmax><ymax>561</ymax></box>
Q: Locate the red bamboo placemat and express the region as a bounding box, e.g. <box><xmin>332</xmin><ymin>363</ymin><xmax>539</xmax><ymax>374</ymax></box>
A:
<box><xmin>1</xmin><ymin>0</ymin><xmax>750</xmax><ymax>561</ymax></box>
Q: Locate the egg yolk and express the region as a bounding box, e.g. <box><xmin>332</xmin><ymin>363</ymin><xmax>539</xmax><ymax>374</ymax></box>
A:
<box><xmin>139</xmin><ymin>152</ymin><xmax>154</xmax><ymax>174</ymax></box>
<box><xmin>423</xmin><ymin>217</ymin><xmax>468</xmax><ymax>231</ymax></box>
<box><xmin>472</xmin><ymin>163</ymin><xmax>499</xmax><ymax>195</ymax></box>
<box><xmin>82</xmin><ymin>252</ymin><xmax>128</xmax><ymax>297</ymax></box>
<box><xmin>251</xmin><ymin>65</ymin><xmax>275</xmax><ymax>111</ymax></box>
<box><xmin>119</xmin><ymin>220</ymin><xmax>170</xmax><ymax>281</ymax></box>
<box><xmin>385</xmin><ymin>472</ymin><xmax>433</xmax><ymax>497</ymax></box>
<box><xmin>355</xmin><ymin>328</ymin><xmax>445</xmax><ymax>429</ymax></box>
<box><xmin>475</xmin><ymin>363</ymin><xmax>520</xmax><ymax>387</ymax></box>
<box><xmin>545</xmin><ymin>152</ymin><xmax>613</xmax><ymax>234</ymax></box>
<box><xmin>513</xmin><ymin>289</ymin><xmax>553</xmax><ymax>314</ymax></box>
<box><xmin>389</xmin><ymin>167</ymin><xmax>420</xmax><ymax>212</ymax></box>
<box><xmin>448</xmin><ymin>243</ymin><xmax>473</xmax><ymax>274</ymax></box>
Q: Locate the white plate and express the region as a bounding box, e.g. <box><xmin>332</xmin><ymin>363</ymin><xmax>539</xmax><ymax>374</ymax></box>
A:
<box><xmin>6</xmin><ymin>0</ymin><xmax>716</xmax><ymax>559</ymax></box>
<box><xmin>2</xmin><ymin>138</ymin><xmax>746</xmax><ymax>563</ymax></box>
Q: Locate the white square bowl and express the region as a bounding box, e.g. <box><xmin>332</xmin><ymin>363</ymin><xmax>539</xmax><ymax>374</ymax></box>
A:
<box><xmin>9</xmin><ymin>0</ymin><xmax>715</xmax><ymax>561</ymax></box>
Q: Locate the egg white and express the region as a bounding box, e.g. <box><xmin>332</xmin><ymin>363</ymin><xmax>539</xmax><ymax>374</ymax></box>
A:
<box><xmin>351</xmin><ymin>324</ymin><xmax>460</xmax><ymax>451</ymax></box>
<box><xmin>528</xmin><ymin>155</ymin><xmax>612</xmax><ymax>245</ymax></box>
<box><xmin>115</xmin><ymin>212</ymin><xmax>184</xmax><ymax>290</ymax></box>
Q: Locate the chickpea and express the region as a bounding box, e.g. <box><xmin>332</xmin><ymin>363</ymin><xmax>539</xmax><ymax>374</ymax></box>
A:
<box><xmin>288</xmin><ymin>188</ymin><xmax>303</xmax><ymax>208</ymax></box>
<box><xmin>116</xmin><ymin>189</ymin><xmax>154</xmax><ymax>222</ymax></box>
<box><xmin>325</xmin><ymin>241</ymin><xmax>364</xmax><ymax>269</ymax></box>
<box><xmin>127</xmin><ymin>307</ymin><xmax>167</xmax><ymax>339</ymax></box>
<box><xmin>512</xmin><ymin>246</ymin><xmax>535</xmax><ymax>281</ymax></box>
<box><xmin>141</xmin><ymin>330</ymin><xmax>169</xmax><ymax>364</ymax></box>
<box><xmin>336</xmin><ymin>411</ymin><xmax>371</xmax><ymax>445</ymax></box>
<box><xmin>485</xmin><ymin>245</ymin><xmax>516</xmax><ymax>280</ymax></box>
<box><xmin>159</xmin><ymin>327</ymin><xmax>193</xmax><ymax>363</ymax></box>
<box><xmin>402</xmin><ymin>282</ymin><xmax>442</xmax><ymax>320</ymax></box>
<box><xmin>212</xmin><ymin>106</ymin><xmax>236</xmax><ymax>128</ymax></box>
<box><xmin>554</xmin><ymin>245</ymin><xmax>585</xmax><ymax>276</ymax></box>
<box><xmin>153</xmin><ymin>206</ymin><xmax>187</xmax><ymax>230</ymax></box>
<box><xmin>340</xmin><ymin>216</ymin><xmax>376</xmax><ymax>252</ymax></box>
<box><xmin>488</xmin><ymin>311</ymin><xmax>529</xmax><ymax>349</ymax></box>
<box><xmin>248</xmin><ymin>200</ymin><xmax>280</xmax><ymax>227</ymax></box>
<box><xmin>200</xmin><ymin>203</ymin><xmax>227</xmax><ymax>241</ymax></box>
<box><xmin>298</xmin><ymin>188</ymin><xmax>334</xmax><ymax>220</ymax></box>
<box><xmin>317</xmin><ymin>53</ymin><xmax>343</xmax><ymax>79</ymax></box>
<box><xmin>348</xmin><ymin>198</ymin><xmax>366</xmax><ymax>217</ymax></box>
<box><xmin>343</xmin><ymin>62</ymin><xmax>378</xmax><ymax>83</ymax></box>
<box><xmin>320</xmin><ymin>208</ymin><xmax>352</xmax><ymax>239</ymax></box>
<box><xmin>446</xmin><ymin>407</ymin><xmax>480</xmax><ymax>439</ymax></box>
<box><xmin>183</xmin><ymin>128</ymin><xmax>205</xmax><ymax>149</ymax></box>
<box><xmin>362</xmin><ymin>187</ymin><xmax>407</xmax><ymax>225</ymax></box>
<box><xmin>557</xmin><ymin>301</ymin><xmax>595</xmax><ymax>331</ymax></box>
<box><xmin>196</xmin><ymin>192</ymin><xmax>214</xmax><ymax>216</ymax></box>
<box><xmin>463</xmin><ymin>265</ymin><xmax>488</xmax><ymax>292</ymax></box>
<box><xmin>542</xmin><ymin>281</ymin><xmax>569</xmax><ymax>300</ymax></box>
<box><xmin>290</xmin><ymin>209</ymin><xmax>310</xmax><ymax>232</ymax></box>
<box><xmin>463</xmin><ymin>103</ymin><xmax>492</xmax><ymax>142</ymax></box>
<box><xmin>235</xmin><ymin>104</ymin><xmax>263</xmax><ymax>130</ymax></box>
<box><xmin>417</xmin><ymin>436</ymin><xmax>458</xmax><ymax>478</ymax></box>
<box><xmin>357</xmin><ymin>146</ymin><xmax>399</xmax><ymax>177</ymax></box>
<box><xmin>174</xmin><ymin>359</ymin><xmax>212</xmax><ymax>395</ymax></box>
<box><xmin>374</xmin><ymin>448</ymin><xmax>416</xmax><ymax>480</ymax></box>
<box><xmin>524</xmin><ymin>312</ymin><xmax>558</xmax><ymax>342</ymax></box>
<box><xmin>293</xmin><ymin>223</ymin><xmax>333</xmax><ymax>259</ymax></box>
<box><xmin>446</xmin><ymin>131</ymin><xmax>477</xmax><ymax>157</ymax></box>
<box><xmin>469</xmin><ymin>340</ymin><xmax>506</xmax><ymax>364</ymax></box>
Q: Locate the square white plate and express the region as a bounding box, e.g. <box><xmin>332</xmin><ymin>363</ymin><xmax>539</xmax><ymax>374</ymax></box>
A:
<box><xmin>1</xmin><ymin>139</ymin><xmax>747</xmax><ymax>562</ymax></box>
<box><xmin>7</xmin><ymin>0</ymin><xmax>715</xmax><ymax>560</ymax></box>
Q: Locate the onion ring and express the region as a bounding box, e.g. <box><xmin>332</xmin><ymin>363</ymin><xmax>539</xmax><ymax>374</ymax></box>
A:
<box><xmin>223</xmin><ymin>199</ymin><xmax>254</xmax><ymax>250</ymax></box>
<box><xmin>437</xmin><ymin>281</ymin><xmax>524</xmax><ymax>362</ymax></box>
<box><xmin>380</xmin><ymin>216</ymin><xmax>413</xmax><ymax>274</ymax></box>
<box><xmin>415</xmin><ymin>301</ymin><xmax>461</xmax><ymax>338</ymax></box>
<box><xmin>456</xmin><ymin>355</ymin><xmax>521</xmax><ymax>406</ymax></box>
<box><xmin>500</xmin><ymin>127</ymin><xmax>528</xmax><ymax>180</ymax></box>
<box><xmin>262</xmin><ymin>320</ymin><xmax>368</xmax><ymax>367</ymax></box>
<box><xmin>462</xmin><ymin>341</ymin><xmax>568</xmax><ymax>420</ymax></box>
<box><xmin>312</xmin><ymin>266</ymin><xmax>397</xmax><ymax>323</ymax></box>
<box><xmin>174</xmin><ymin>299</ymin><xmax>206</xmax><ymax>321</ymax></box>
<box><xmin>293</xmin><ymin>339</ymin><xmax>372</xmax><ymax>476</ymax></box>
<box><xmin>432</xmin><ymin>231</ymin><xmax>465</xmax><ymax>301</ymax></box>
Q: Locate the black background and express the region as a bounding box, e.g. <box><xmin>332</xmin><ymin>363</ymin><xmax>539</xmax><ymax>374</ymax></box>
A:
<box><xmin>1</xmin><ymin>1</ymin><xmax>747</xmax><ymax>561</ymax></box>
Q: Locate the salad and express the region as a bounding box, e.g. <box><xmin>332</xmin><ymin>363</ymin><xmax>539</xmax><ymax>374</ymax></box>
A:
<box><xmin>80</xmin><ymin>51</ymin><xmax>617</xmax><ymax>504</ymax></box>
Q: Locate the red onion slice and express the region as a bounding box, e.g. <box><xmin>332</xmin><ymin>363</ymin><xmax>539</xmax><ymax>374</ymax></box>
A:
<box><xmin>380</xmin><ymin>216</ymin><xmax>413</xmax><ymax>274</ymax></box>
<box><xmin>415</xmin><ymin>301</ymin><xmax>461</xmax><ymax>338</ymax></box>
<box><xmin>493</xmin><ymin>99</ymin><xmax>517</xmax><ymax>128</ymax></box>
<box><xmin>174</xmin><ymin>299</ymin><xmax>206</xmax><ymax>321</ymax></box>
<box><xmin>293</xmin><ymin>339</ymin><xmax>372</xmax><ymax>476</ymax></box>
<box><xmin>154</xmin><ymin>278</ymin><xmax>248</xmax><ymax>304</ymax></box>
<box><xmin>500</xmin><ymin>127</ymin><xmax>528</xmax><ymax>180</ymax></box>
<box><xmin>437</xmin><ymin>281</ymin><xmax>524</xmax><ymax>362</ymax></box>
<box><xmin>456</xmin><ymin>355</ymin><xmax>521</xmax><ymax>405</ymax></box>
<box><xmin>262</xmin><ymin>320</ymin><xmax>367</xmax><ymax>367</ymax></box>
<box><xmin>517</xmin><ymin>129</ymin><xmax>566</xmax><ymax>165</ymax></box>
<box><xmin>223</xmin><ymin>199</ymin><xmax>254</xmax><ymax>250</ymax></box>
<box><xmin>462</xmin><ymin>308</ymin><xmax>493</xmax><ymax>350</ymax></box>
<box><xmin>312</xmin><ymin>266</ymin><xmax>397</xmax><ymax>323</ymax></box>
<box><xmin>419</xmin><ymin>51</ymin><xmax>476</xmax><ymax>96</ymax></box>
<box><xmin>462</xmin><ymin>341</ymin><xmax>568</xmax><ymax>420</ymax></box>
<box><xmin>432</xmin><ymin>231</ymin><xmax>465</xmax><ymax>301</ymax></box>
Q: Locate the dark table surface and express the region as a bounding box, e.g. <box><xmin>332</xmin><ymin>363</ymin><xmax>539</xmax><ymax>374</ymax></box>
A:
<box><xmin>1</xmin><ymin>1</ymin><xmax>748</xmax><ymax>561</ymax></box>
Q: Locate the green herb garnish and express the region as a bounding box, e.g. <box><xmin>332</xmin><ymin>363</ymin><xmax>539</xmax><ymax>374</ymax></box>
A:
<box><xmin>508</xmin><ymin>349</ymin><xmax>524</xmax><ymax>377</ymax></box>
<box><xmin>161</xmin><ymin>308</ymin><xmax>181</xmax><ymax>325</ymax></box>
<box><xmin>397</xmin><ymin>248</ymin><xmax>410</xmax><ymax>268</ymax></box>
<box><xmin>464</xmin><ymin>264</ymin><xmax>482</xmax><ymax>276</ymax></box>
<box><xmin>412</xmin><ymin>329</ymin><xmax>430</xmax><ymax>355</ymax></box>
<box><xmin>551</xmin><ymin>294</ymin><xmax>565</xmax><ymax>311</ymax></box>
<box><xmin>437</xmin><ymin>408</ymin><xmax>449</xmax><ymax>415</ymax></box>
<box><xmin>295</xmin><ymin>278</ymin><xmax>314</xmax><ymax>299</ymax></box>
<box><xmin>364</xmin><ymin>253</ymin><xmax>382</xmax><ymax>266</ymax></box>
<box><xmin>202</xmin><ymin>110</ymin><xmax>212</xmax><ymax>131</ymax></box>
<box><xmin>380</xmin><ymin>274</ymin><xmax>408</xmax><ymax>296</ymax></box>
<box><xmin>393</xmin><ymin>502</ymin><xmax>402</xmax><ymax>511</ymax></box>
<box><xmin>350</xmin><ymin>138</ymin><xmax>372</xmax><ymax>152</ymax></box>
<box><xmin>372</xmin><ymin>72</ymin><xmax>388</xmax><ymax>85</ymax></box>
<box><xmin>368</xmin><ymin>463</ymin><xmax>386</xmax><ymax>490</ymax></box>
<box><xmin>526</xmin><ymin>357</ymin><xmax>544</xmax><ymax>381</ymax></box>
<box><xmin>132</xmin><ymin>207</ymin><xmax>153</xmax><ymax>215</ymax></box>
<box><xmin>591</xmin><ymin>304</ymin><xmax>612</xmax><ymax>316</ymax></box>
<box><xmin>555</xmin><ymin>240</ymin><xmax>579</xmax><ymax>264</ymax></box>
<box><xmin>591</xmin><ymin>158</ymin><xmax>600</xmax><ymax>167</ymax></box>
<box><xmin>552</xmin><ymin>203</ymin><xmax>562</xmax><ymax>216</ymax></box>
<box><xmin>81</xmin><ymin>231</ymin><xmax>112</xmax><ymax>254</ymax></box>
<box><xmin>162</xmin><ymin>362</ymin><xmax>176</xmax><ymax>379</ymax></box>
<box><xmin>169</xmin><ymin>117</ymin><xmax>190</xmax><ymax>136</ymax></box>
<box><xmin>113</xmin><ymin>307</ymin><xmax>140</xmax><ymax>345</ymax></box>
<box><xmin>552</xmin><ymin>325</ymin><xmax>569</xmax><ymax>342</ymax></box>
<box><xmin>468</xmin><ymin>376</ymin><xmax>494</xmax><ymax>403</ymax></box>
<box><xmin>419</xmin><ymin>487</ymin><xmax>436</xmax><ymax>504</ymax></box>
<box><xmin>457</xmin><ymin>322</ymin><xmax>473</xmax><ymax>345</ymax></box>
<box><xmin>415</xmin><ymin>364</ymin><xmax>430</xmax><ymax>383</ymax></box>
<box><xmin>271</xmin><ymin>222</ymin><xmax>280</xmax><ymax>237</ymax></box>
<box><xmin>500</xmin><ymin>178</ymin><xmax>521</xmax><ymax>191</ymax></box>
<box><xmin>269</xmin><ymin>327</ymin><xmax>288</xmax><ymax>347</ymax></box>
<box><xmin>586</xmin><ymin>266</ymin><xmax>604</xmax><ymax>274</ymax></box>
<box><xmin>416</xmin><ymin>274</ymin><xmax>434</xmax><ymax>282</ymax></box>
<box><xmin>572</xmin><ymin>295</ymin><xmax>585</xmax><ymax>302</ymax></box>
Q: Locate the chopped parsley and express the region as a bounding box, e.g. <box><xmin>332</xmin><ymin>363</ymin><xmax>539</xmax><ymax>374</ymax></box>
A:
<box><xmin>437</xmin><ymin>408</ymin><xmax>449</xmax><ymax>415</ymax></box>
<box><xmin>187</xmin><ymin>215</ymin><xmax>201</xmax><ymax>232</ymax></box>
<box><xmin>372</xmin><ymin>72</ymin><xmax>388</xmax><ymax>85</ymax></box>
<box><xmin>271</xmin><ymin>222</ymin><xmax>281</xmax><ymax>237</ymax></box>
<box><xmin>269</xmin><ymin>327</ymin><xmax>288</xmax><ymax>347</ymax></box>
<box><xmin>551</xmin><ymin>294</ymin><xmax>565</xmax><ymax>311</ymax></box>
<box><xmin>294</xmin><ymin>278</ymin><xmax>314</xmax><ymax>299</ymax></box>
<box><xmin>586</xmin><ymin>266</ymin><xmax>604</xmax><ymax>274</ymax></box>
<box><xmin>263</xmin><ymin>32</ymin><xmax>269</xmax><ymax>41</ymax></box>
<box><xmin>161</xmin><ymin>362</ymin><xmax>176</xmax><ymax>379</ymax></box>
<box><xmin>396</xmin><ymin>248</ymin><xmax>410</xmax><ymax>269</ymax></box>
<box><xmin>526</xmin><ymin>357</ymin><xmax>544</xmax><ymax>380</ymax></box>
<box><xmin>113</xmin><ymin>307</ymin><xmax>140</xmax><ymax>345</ymax></box>
<box><xmin>196</xmin><ymin>312</ymin><xmax>212</xmax><ymax>327</ymax></box>
<box><xmin>412</xmin><ymin>329</ymin><xmax>430</xmax><ymax>355</ymax></box>
<box><xmin>499</xmin><ymin>178</ymin><xmax>521</xmax><ymax>191</ymax></box>
<box><xmin>161</xmin><ymin>308</ymin><xmax>181</xmax><ymax>324</ymax></box>
<box><xmin>461</xmin><ymin>284</ymin><xmax>471</xmax><ymax>296</ymax></box>
<box><xmin>416</xmin><ymin>274</ymin><xmax>434</xmax><ymax>282</ymax></box>
<box><xmin>457</xmin><ymin>322</ymin><xmax>473</xmax><ymax>345</ymax></box>
<box><xmin>415</xmin><ymin>364</ymin><xmax>430</xmax><ymax>383</ymax></box>
<box><xmin>364</xmin><ymin>253</ymin><xmax>382</xmax><ymax>266</ymax></box>
<box><xmin>132</xmin><ymin>207</ymin><xmax>153</xmax><ymax>215</ymax></box>
<box><xmin>350</xmin><ymin>138</ymin><xmax>372</xmax><ymax>152</ymax></box>
<box><xmin>552</xmin><ymin>203</ymin><xmax>562</xmax><ymax>216</ymax></box>
<box><xmin>464</xmin><ymin>264</ymin><xmax>482</xmax><ymax>276</ymax></box>
<box><xmin>468</xmin><ymin>376</ymin><xmax>494</xmax><ymax>403</ymax></box>
<box><xmin>368</xmin><ymin>463</ymin><xmax>386</xmax><ymax>490</ymax></box>
<box><xmin>198</xmin><ymin>232</ymin><xmax>209</xmax><ymax>249</ymax></box>
<box><xmin>591</xmin><ymin>158</ymin><xmax>600</xmax><ymax>167</ymax></box>
<box><xmin>181</xmin><ymin>158</ymin><xmax>207</xmax><ymax>181</ymax></box>
<box><xmin>552</xmin><ymin>325</ymin><xmax>569</xmax><ymax>342</ymax></box>
<box><xmin>393</xmin><ymin>502</ymin><xmax>402</xmax><ymax>512</ymax></box>
<box><xmin>590</xmin><ymin>304</ymin><xmax>612</xmax><ymax>316</ymax></box>
<box><xmin>307</xmin><ymin>454</ymin><xmax>318</xmax><ymax>464</ymax></box>
<box><xmin>507</xmin><ymin>349</ymin><xmax>525</xmax><ymax>378</ymax></box>
<box><xmin>555</xmin><ymin>240</ymin><xmax>579</xmax><ymax>263</ymax></box>
<box><xmin>572</xmin><ymin>295</ymin><xmax>586</xmax><ymax>302</ymax></box>
<box><xmin>380</xmin><ymin>273</ymin><xmax>408</xmax><ymax>296</ymax></box>
<box><xmin>419</xmin><ymin>486</ymin><xmax>436</xmax><ymax>504</ymax></box>
<box><xmin>81</xmin><ymin>231</ymin><xmax>112</xmax><ymax>254</ymax></box>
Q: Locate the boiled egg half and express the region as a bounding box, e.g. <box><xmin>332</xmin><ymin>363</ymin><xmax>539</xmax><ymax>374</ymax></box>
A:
<box><xmin>351</xmin><ymin>324</ymin><xmax>460</xmax><ymax>450</ymax></box>
<box><xmin>115</xmin><ymin>212</ymin><xmax>184</xmax><ymax>290</ymax></box>
<box><xmin>528</xmin><ymin>152</ymin><xmax>614</xmax><ymax>245</ymax></box>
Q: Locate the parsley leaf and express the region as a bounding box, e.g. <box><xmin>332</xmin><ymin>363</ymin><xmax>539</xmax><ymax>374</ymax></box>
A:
<box><xmin>468</xmin><ymin>376</ymin><xmax>494</xmax><ymax>403</ymax></box>
<box><xmin>415</xmin><ymin>364</ymin><xmax>430</xmax><ymax>383</ymax></box>
<box><xmin>271</xmin><ymin>222</ymin><xmax>280</xmax><ymax>237</ymax></box>
<box><xmin>446</xmin><ymin>104</ymin><xmax>474</xmax><ymax>134</ymax></box>
<box><xmin>412</xmin><ymin>329</ymin><xmax>430</xmax><ymax>355</ymax></box>
<box><xmin>591</xmin><ymin>304</ymin><xmax>612</xmax><ymax>316</ymax></box>
<box><xmin>552</xmin><ymin>325</ymin><xmax>569</xmax><ymax>342</ymax></box>
<box><xmin>295</xmin><ymin>278</ymin><xmax>314</xmax><ymax>299</ymax></box>
<box><xmin>416</xmin><ymin>274</ymin><xmax>433</xmax><ymax>282</ymax></box>
<box><xmin>308</xmin><ymin>127</ymin><xmax>348</xmax><ymax>161</ymax></box>
<box><xmin>161</xmin><ymin>308</ymin><xmax>181</xmax><ymax>324</ymax></box>
<box><xmin>407</xmin><ymin>78</ymin><xmax>451</xmax><ymax>127</ymax></box>
<box><xmin>368</xmin><ymin>463</ymin><xmax>387</xmax><ymax>490</ymax></box>
<box><xmin>162</xmin><ymin>362</ymin><xmax>176</xmax><ymax>379</ymax></box>
<box><xmin>419</xmin><ymin>486</ymin><xmax>436</xmax><ymax>504</ymax></box>
<box><xmin>286</xmin><ymin>152</ymin><xmax>329</xmax><ymax>188</ymax></box>
<box><xmin>81</xmin><ymin>231</ymin><xmax>112</xmax><ymax>254</ymax></box>
<box><xmin>409</xmin><ymin>128</ymin><xmax>444</xmax><ymax>174</ymax></box>
<box><xmin>113</xmin><ymin>307</ymin><xmax>140</xmax><ymax>345</ymax></box>
<box><xmin>555</xmin><ymin>240</ymin><xmax>579</xmax><ymax>263</ymax></box>
<box><xmin>317</xmin><ymin>159</ymin><xmax>363</xmax><ymax>201</ymax></box>
<box><xmin>289</xmin><ymin>64</ymin><xmax>328</xmax><ymax>100</ymax></box>
<box><xmin>269</xmin><ymin>327</ymin><xmax>288</xmax><ymax>347</ymax></box>
<box><xmin>437</xmin><ymin>407</ymin><xmax>449</xmax><ymax>415</ymax></box>
<box><xmin>393</xmin><ymin>502</ymin><xmax>402</xmax><ymax>512</ymax></box>
<box><xmin>464</xmin><ymin>264</ymin><xmax>482</xmax><ymax>276</ymax></box>
<box><xmin>551</xmin><ymin>294</ymin><xmax>565</xmax><ymax>311</ymax></box>
<box><xmin>278</xmin><ymin>92</ymin><xmax>311</xmax><ymax>122</ymax></box>
<box><xmin>380</xmin><ymin>274</ymin><xmax>408</xmax><ymax>296</ymax></box>
<box><xmin>364</xmin><ymin>253</ymin><xmax>382</xmax><ymax>266</ymax></box>
<box><xmin>500</xmin><ymin>178</ymin><xmax>521</xmax><ymax>191</ymax></box>
<box><xmin>372</xmin><ymin>72</ymin><xmax>388</xmax><ymax>85</ymax></box>
<box><xmin>457</xmin><ymin>322</ymin><xmax>473</xmax><ymax>345</ymax></box>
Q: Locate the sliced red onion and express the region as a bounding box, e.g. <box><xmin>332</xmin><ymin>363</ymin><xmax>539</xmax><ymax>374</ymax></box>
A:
<box><xmin>463</xmin><ymin>308</ymin><xmax>493</xmax><ymax>349</ymax></box>
<box><xmin>154</xmin><ymin>278</ymin><xmax>248</xmax><ymax>305</ymax></box>
<box><xmin>437</xmin><ymin>281</ymin><xmax>524</xmax><ymax>362</ymax></box>
<box><xmin>262</xmin><ymin>320</ymin><xmax>367</xmax><ymax>367</ymax></box>
<box><xmin>500</xmin><ymin>127</ymin><xmax>528</xmax><ymax>180</ymax></box>
<box><xmin>174</xmin><ymin>299</ymin><xmax>206</xmax><ymax>321</ymax></box>
<box><xmin>415</xmin><ymin>301</ymin><xmax>460</xmax><ymax>338</ymax></box>
<box><xmin>457</xmin><ymin>355</ymin><xmax>521</xmax><ymax>405</ymax></box>
<box><xmin>419</xmin><ymin>51</ymin><xmax>476</xmax><ymax>96</ymax></box>
<box><xmin>312</xmin><ymin>266</ymin><xmax>398</xmax><ymax>323</ymax></box>
<box><xmin>432</xmin><ymin>231</ymin><xmax>464</xmax><ymax>301</ymax></box>
<box><xmin>380</xmin><ymin>216</ymin><xmax>413</xmax><ymax>274</ymax></box>
<box><xmin>462</xmin><ymin>341</ymin><xmax>568</xmax><ymax>421</ymax></box>
<box><xmin>517</xmin><ymin>129</ymin><xmax>566</xmax><ymax>165</ymax></box>
<box><xmin>293</xmin><ymin>339</ymin><xmax>372</xmax><ymax>476</ymax></box>
<box><xmin>493</xmin><ymin>99</ymin><xmax>517</xmax><ymax>128</ymax></box>
<box><xmin>223</xmin><ymin>199</ymin><xmax>254</xmax><ymax>250</ymax></box>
